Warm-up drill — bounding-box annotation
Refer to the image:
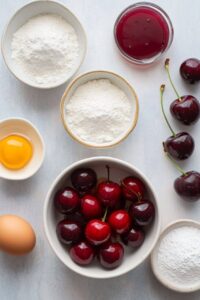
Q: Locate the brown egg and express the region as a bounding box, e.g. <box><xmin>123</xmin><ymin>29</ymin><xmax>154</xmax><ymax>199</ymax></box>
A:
<box><xmin>0</xmin><ymin>215</ymin><xmax>36</xmax><ymax>255</ymax></box>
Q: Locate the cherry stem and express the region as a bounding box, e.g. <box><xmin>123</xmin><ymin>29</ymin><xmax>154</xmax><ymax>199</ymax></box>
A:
<box><xmin>106</xmin><ymin>165</ymin><xmax>110</xmax><ymax>182</ymax></box>
<box><xmin>160</xmin><ymin>85</ymin><xmax>176</xmax><ymax>137</ymax></box>
<box><xmin>165</xmin><ymin>153</ymin><xmax>187</xmax><ymax>176</ymax></box>
<box><xmin>102</xmin><ymin>207</ymin><xmax>108</xmax><ymax>222</ymax></box>
<box><xmin>165</xmin><ymin>59</ymin><xmax>182</xmax><ymax>101</ymax></box>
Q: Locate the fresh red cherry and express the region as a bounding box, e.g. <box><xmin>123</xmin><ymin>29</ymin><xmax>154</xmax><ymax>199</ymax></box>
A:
<box><xmin>70</xmin><ymin>241</ymin><xmax>95</xmax><ymax>265</ymax></box>
<box><xmin>71</xmin><ymin>168</ymin><xmax>97</xmax><ymax>193</ymax></box>
<box><xmin>97</xmin><ymin>166</ymin><xmax>121</xmax><ymax>208</ymax></box>
<box><xmin>54</xmin><ymin>187</ymin><xmax>80</xmax><ymax>214</ymax></box>
<box><xmin>163</xmin><ymin>132</ymin><xmax>194</xmax><ymax>160</ymax></box>
<box><xmin>56</xmin><ymin>220</ymin><xmax>82</xmax><ymax>244</ymax></box>
<box><xmin>81</xmin><ymin>195</ymin><xmax>102</xmax><ymax>219</ymax></box>
<box><xmin>160</xmin><ymin>85</ymin><xmax>194</xmax><ymax>160</ymax></box>
<box><xmin>85</xmin><ymin>219</ymin><xmax>111</xmax><ymax>246</ymax></box>
<box><xmin>180</xmin><ymin>58</ymin><xmax>200</xmax><ymax>84</ymax></box>
<box><xmin>170</xmin><ymin>95</ymin><xmax>200</xmax><ymax>125</ymax></box>
<box><xmin>121</xmin><ymin>227</ymin><xmax>145</xmax><ymax>248</ymax></box>
<box><xmin>129</xmin><ymin>200</ymin><xmax>155</xmax><ymax>226</ymax></box>
<box><xmin>174</xmin><ymin>171</ymin><xmax>200</xmax><ymax>201</ymax></box>
<box><xmin>108</xmin><ymin>210</ymin><xmax>130</xmax><ymax>234</ymax></box>
<box><xmin>99</xmin><ymin>242</ymin><xmax>124</xmax><ymax>269</ymax></box>
<box><xmin>165</xmin><ymin>59</ymin><xmax>200</xmax><ymax>125</ymax></box>
<box><xmin>121</xmin><ymin>176</ymin><xmax>145</xmax><ymax>202</ymax></box>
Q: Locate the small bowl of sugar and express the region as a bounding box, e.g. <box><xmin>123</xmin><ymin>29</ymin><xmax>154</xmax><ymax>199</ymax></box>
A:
<box><xmin>151</xmin><ymin>219</ymin><xmax>200</xmax><ymax>293</ymax></box>
<box><xmin>1</xmin><ymin>0</ymin><xmax>87</xmax><ymax>89</ymax></box>
<box><xmin>60</xmin><ymin>70</ymin><xmax>139</xmax><ymax>148</ymax></box>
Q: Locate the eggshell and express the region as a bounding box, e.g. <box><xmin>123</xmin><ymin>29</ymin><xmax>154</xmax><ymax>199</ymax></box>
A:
<box><xmin>0</xmin><ymin>215</ymin><xmax>36</xmax><ymax>255</ymax></box>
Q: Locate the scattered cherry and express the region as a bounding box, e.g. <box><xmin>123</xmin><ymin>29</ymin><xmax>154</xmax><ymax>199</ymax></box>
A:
<box><xmin>165</xmin><ymin>59</ymin><xmax>200</xmax><ymax>125</ymax></box>
<box><xmin>129</xmin><ymin>200</ymin><xmax>155</xmax><ymax>226</ymax></box>
<box><xmin>81</xmin><ymin>194</ymin><xmax>102</xmax><ymax>219</ymax></box>
<box><xmin>99</xmin><ymin>242</ymin><xmax>124</xmax><ymax>269</ymax></box>
<box><xmin>166</xmin><ymin>154</ymin><xmax>200</xmax><ymax>201</ymax></box>
<box><xmin>121</xmin><ymin>176</ymin><xmax>145</xmax><ymax>202</ymax></box>
<box><xmin>70</xmin><ymin>241</ymin><xmax>95</xmax><ymax>265</ymax></box>
<box><xmin>54</xmin><ymin>187</ymin><xmax>80</xmax><ymax>214</ymax></box>
<box><xmin>160</xmin><ymin>85</ymin><xmax>194</xmax><ymax>160</ymax></box>
<box><xmin>174</xmin><ymin>171</ymin><xmax>200</xmax><ymax>201</ymax></box>
<box><xmin>56</xmin><ymin>220</ymin><xmax>82</xmax><ymax>244</ymax></box>
<box><xmin>108</xmin><ymin>210</ymin><xmax>130</xmax><ymax>234</ymax></box>
<box><xmin>71</xmin><ymin>168</ymin><xmax>97</xmax><ymax>193</ymax></box>
<box><xmin>180</xmin><ymin>58</ymin><xmax>200</xmax><ymax>84</ymax></box>
<box><xmin>97</xmin><ymin>166</ymin><xmax>121</xmax><ymax>208</ymax></box>
<box><xmin>121</xmin><ymin>227</ymin><xmax>145</xmax><ymax>248</ymax></box>
<box><xmin>85</xmin><ymin>218</ymin><xmax>111</xmax><ymax>246</ymax></box>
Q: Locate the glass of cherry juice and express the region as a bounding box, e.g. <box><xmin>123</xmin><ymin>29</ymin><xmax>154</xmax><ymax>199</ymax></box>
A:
<box><xmin>114</xmin><ymin>2</ymin><xmax>174</xmax><ymax>64</ymax></box>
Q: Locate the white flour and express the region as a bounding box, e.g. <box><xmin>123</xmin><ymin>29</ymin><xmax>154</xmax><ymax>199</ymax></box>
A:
<box><xmin>11</xmin><ymin>14</ymin><xmax>79</xmax><ymax>87</ymax></box>
<box><xmin>157</xmin><ymin>226</ymin><xmax>200</xmax><ymax>286</ymax></box>
<box><xmin>65</xmin><ymin>79</ymin><xmax>132</xmax><ymax>144</ymax></box>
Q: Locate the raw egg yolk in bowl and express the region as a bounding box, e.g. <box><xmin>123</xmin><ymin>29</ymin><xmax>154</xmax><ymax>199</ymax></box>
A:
<box><xmin>0</xmin><ymin>134</ymin><xmax>33</xmax><ymax>170</ymax></box>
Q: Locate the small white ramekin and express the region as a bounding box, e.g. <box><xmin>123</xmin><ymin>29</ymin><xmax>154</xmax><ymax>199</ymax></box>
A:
<box><xmin>0</xmin><ymin>118</ymin><xmax>45</xmax><ymax>180</ymax></box>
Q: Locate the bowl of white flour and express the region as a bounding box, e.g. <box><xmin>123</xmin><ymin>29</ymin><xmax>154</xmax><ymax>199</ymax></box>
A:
<box><xmin>1</xmin><ymin>0</ymin><xmax>87</xmax><ymax>89</ymax></box>
<box><xmin>61</xmin><ymin>70</ymin><xmax>139</xmax><ymax>148</ymax></box>
<box><xmin>151</xmin><ymin>219</ymin><xmax>200</xmax><ymax>292</ymax></box>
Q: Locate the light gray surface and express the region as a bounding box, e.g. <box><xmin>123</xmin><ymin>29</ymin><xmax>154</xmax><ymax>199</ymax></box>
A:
<box><xmin>1</xmin><ymin>0</ymin><xmax>200</xmax><ymax>299</ymax></box>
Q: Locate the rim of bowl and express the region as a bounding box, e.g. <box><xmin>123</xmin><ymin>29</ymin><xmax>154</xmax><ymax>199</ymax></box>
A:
<box><xmin>43</xmin><ymin>156</ymin><xmax>161</xmax><ymax>279</ymax></box>
<box><xmin>0</xmin><ymin>117</ymin><xmax>45</xmax><ymax>180</ymax></box>
<box><xmin>113</xmin><ymin>1</ymin><xmax>174</xmax><ymax>65</ymax></box>
<box><xmin>60</xmin><ymin>70</ymin><xmax>139</xmax><ymax>148</ymax></box>
<box><xmin>151</xmin><ymin>219</ymin><xmax>200</xmax><ymax>293</ymax></box>
<box><xmin>1</xmin><ymin>0</ymin><xmax>87</xmax><ymax>89</ymax></box>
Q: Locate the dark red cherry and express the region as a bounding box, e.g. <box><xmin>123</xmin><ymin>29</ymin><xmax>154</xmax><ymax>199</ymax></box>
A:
<box><xmin>81</xmin><ymin>195</ymin><xmax>102</xmax><ymax>219</ymax></box>
<box><xmin>99</xmin><ymin>242</ymin><xmax>124</xmax><ymax>269</ymax></box>
<box><xmin>170</xmin><ymin>95</ymin><xmax>200</xmax><ymax>125</ymax></box>
<box><xmin>129</xmin><ymin>200</ymin><xmax>155</xmax><ymax>226</ymax></box>
<box><xmin>97</xmin><ymin>166</ymin><xmax>121</xmax><ymax>208</ymax></box>
<box><xmin>121</xmin><ymin>227</ymin><xmax>145</xmax><ymax>248</ymax></box>
<box><xmin>70</xmin><ymin>241</ymin><xmax>95</xmax><ymax>265</ymax></box>
<box><xmin>65</xmin><ymin>213</ymin><xmax>86</xmax><ymax>228</ymax></box>
<box><xmin>71</xmin><ymin>168</ymin><xmax>97</xmax><ymax>193</ymax></box>
<box><xmin>121</xmin><ymin>176</ymin><xmax>145</xmax><ymax>202</ymax></box>
<box><xmin>85</xmin><ymin>219</ymin><xmax>111</xmax><ymax>246</ymax></box>
<box><xmin>56</xmin><ymin>220</ymin><xmax>82</xmax><ymax>244</ymax></box>
<box><xmin>174</xmin><ymin>171</ymin><xmax>200</xmax><ymax>201</ymax></box>
<box><xmin>180</xmin><ymin>58</ymin><xmax>200</xmax><ymax>84</ymax></box>
<box><xmin>54</xmin><ymin>187</ymin><xmax>80</xmax><ymax>214</ymax></box>
<box><xmin>108</xmin><ymin>210</ymin><xmax>131</xmax><ymax>234</ymax></box>
<box><xmin>163</xmin><ymin>132</ymin><xmax>194</xmax><ymax>160</ymax></box>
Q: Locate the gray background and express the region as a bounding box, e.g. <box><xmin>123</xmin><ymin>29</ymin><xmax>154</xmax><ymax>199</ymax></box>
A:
<box><xmin>1</xmin><ymin>0</ymin><xmax>200</xmax><ymax>299</ymax></box>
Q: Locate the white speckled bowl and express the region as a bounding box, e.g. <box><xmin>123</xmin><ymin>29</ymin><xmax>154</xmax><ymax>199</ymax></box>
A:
<box><xmin>0</xmin><ymin>118</ymin><xmax>45</xmax><ymax>180</ymax></box>
<box><xmin>1</xmin><ymin>0</ymin><xmax>87</xmax><ymax>89</ymax></box>
<box><xmin>151</xmin><ymin>219</ymin><xmax>200</xmax><ymax>293</ymax></box>
<box><xmin>44</xmin><ymin>156</ymin><xmax>160</xmax><ymax>279</ymax></box>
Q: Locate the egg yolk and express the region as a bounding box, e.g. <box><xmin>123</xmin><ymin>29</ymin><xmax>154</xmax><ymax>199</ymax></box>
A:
<box><xmin>0</xmin><ymin>135</ymin><xmax>33</xmax><ymax>170</ymax></box>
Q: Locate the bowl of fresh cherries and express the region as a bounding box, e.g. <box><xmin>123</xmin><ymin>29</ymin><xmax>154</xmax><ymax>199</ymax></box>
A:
<box><xmin>44</xmin><ymin>157</ymin><xmax>160</xmax><ymax>278</ymax></box>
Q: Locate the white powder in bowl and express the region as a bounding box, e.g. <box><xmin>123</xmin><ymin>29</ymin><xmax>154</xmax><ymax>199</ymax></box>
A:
<box><xmin>65</xmin><ymin>79</ymin><xmax>133</xmax><ymax>145</ymax></box>
<box><xmin>157</xmin><ymin>226</ymin><xmax>200</xmax><ymax>286</ymax></box>
<box><xmin>11</xmin><ymin>14</ymin><xmax>79</xmax><ymax>87</ymax></box>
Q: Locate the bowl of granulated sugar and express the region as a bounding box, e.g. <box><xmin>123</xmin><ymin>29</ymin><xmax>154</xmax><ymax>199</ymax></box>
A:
<box><xmin>60</xmin><ymin>70</ymin><xmax>139</xmax><ymax>148</ymax></box>
<box><xmin>151</xmin><ymin>219</ymin><xmax>200</xmax><ymax>293</ymax></box>
<box><xmin>1</xmin><ymin>0</ymin><xmax>87</xmax><ymax>89</ymax></box>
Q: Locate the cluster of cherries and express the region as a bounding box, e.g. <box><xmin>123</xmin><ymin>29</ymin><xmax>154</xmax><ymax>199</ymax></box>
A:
<box><xmin>54</xmin><ymin>166</ymin><xmax>155</xmax><ymax>269</ymax></box>
<box><xmin>160</xmin><ymin>58</ymin><xmax>200</xmax><ymax>201</ymax></box>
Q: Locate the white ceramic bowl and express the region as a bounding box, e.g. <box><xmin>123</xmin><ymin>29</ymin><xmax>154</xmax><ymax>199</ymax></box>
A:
<box><xmin>60</xmin><ymin>70</ymin><xmax>139</xmax><ymax>148</ymax></box>
<box><xmin>0</xmin><ymin>118</ymin><xmax>45</xmax><ymax>180</ymax></box>
<box><xmin>44</xmin><ymin>156</ymin><xmax>160</xmax><ymax>279</ymax></box>
<box><xmin>151</xmin><ymin>219</ymin><xmax>200</xmax><ymax>293</ymax></box>
<box><xmin>1</xmin><ymin>0</ymin><xmax>87</xmax><ymax>89</ymax></box>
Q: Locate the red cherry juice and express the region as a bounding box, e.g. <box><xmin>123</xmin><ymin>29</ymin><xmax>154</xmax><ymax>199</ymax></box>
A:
<box><xmin>115</xmin><ymin>5</ymin><xmax>170</xmax><ymax>61</ymax></box>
